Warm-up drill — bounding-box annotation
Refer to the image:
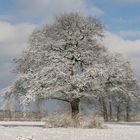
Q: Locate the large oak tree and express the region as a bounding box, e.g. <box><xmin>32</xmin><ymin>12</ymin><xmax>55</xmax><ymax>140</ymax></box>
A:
<box><xmin>4</xmin><ymin>13</ymin><xmax>138</xmax><ymax>121</ymax></box>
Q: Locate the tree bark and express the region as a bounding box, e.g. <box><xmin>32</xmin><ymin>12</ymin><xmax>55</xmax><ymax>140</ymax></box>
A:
<box><xmin>35</xmin><ymin>99</ymin><xmax>45</xmax><ymax>120</ymax></box>
<box><xmin>126</xmin><ymin>101</ymin><xmax>130</xmax><ymax>122</ymax></box>
<box><xmin>117</xmin><ymin>104</ymin><xmax>121</xmax><ymax>121</ymax></box>
<box><xmin>109</xmin><ymin>102</ymin><xmax>112</xmax><ymax>121</ymax></box>
<box><xmin>70</xmin><ymin>98</ymin><xmax>80</xmax><ymax>120</ymax></box>
<box><xmin>103</xmin><ymin>100</ymin><xmax>108</xmax><ymax>121</ymax></box>
<box><xmin>98</xmin><ymin>97</ymin><xmax>108</xmax><ymax>121</ymax></box>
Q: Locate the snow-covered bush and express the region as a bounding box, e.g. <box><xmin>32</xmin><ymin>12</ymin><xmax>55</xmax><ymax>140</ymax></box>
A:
<box><xmin>44</xmin><ymin>113</ymin><xmax>74</xmax><ymax>128</ymax></box>
<box><xmin>79</xmin><ymin>115</ymin><xmax>104</xmax><ymax>128</ymax></box>
<box><xmin>44</xmin><ymin>112</ymin><xmax>104</xmax><ymax>128</ymax></box>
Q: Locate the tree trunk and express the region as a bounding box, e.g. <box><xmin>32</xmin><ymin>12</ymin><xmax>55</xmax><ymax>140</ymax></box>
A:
<box><xmin>109</xmin><ymin>102</ymin><xmax>112</xmax><ymax>121</ymax></box>
<box><xmin>126</xmin><ymin>101</ymin><xmax>130</xmax><ymax>122</ymax></box>
<box><xmin>117</xmin><ymin>104</ymin><xmax>121</xmax><ymax>121</ymax></box>
<box><xmin>70</xmin><ymin>98</ymin><xmax>80</xmax><ymax>120</ymax></box>
<box><xmin>103</xmin><ymin>100</ymin><xmax>108</xmax><ymax>121</ymax></box>
<box><xmin>98</xmin><ymin>97</ymin><xmax>108</xmax><ymax>121</ymax></box>
<box><xmin>108</xmin><ymin>94</ymin><xmax>112</xmax><ymax>121</ymax></box>
<box><xmin>104</xmin><ymin>108</ymin><xmax>108</xmax><ymax>121</ymax></box>
<box><xmin>35</xmin><ymin>99</ymin><xmax>45</xmax><ymax>120</ymax></box>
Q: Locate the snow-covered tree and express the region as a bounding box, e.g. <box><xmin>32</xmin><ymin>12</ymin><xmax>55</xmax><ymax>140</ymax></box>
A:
<box><xmin>4</xmin><ymin>13</ymin><xmax>138</xmax><ymax>121</ymax></box>
<box><xmin>95</xmin><ymin>54</ymin><xmax>138</xmax><ymax>121</ymax></box>
<box><xmin>12</xmin><ymin>13</ymin><xmax>105</xmax><ymax>118</ymax></box>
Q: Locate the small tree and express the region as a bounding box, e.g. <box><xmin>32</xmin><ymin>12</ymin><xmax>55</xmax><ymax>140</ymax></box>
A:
<box><xmin>97</xmin><ymin>54</ymin><xmax>138</xmax><ymax>121</ymax></box>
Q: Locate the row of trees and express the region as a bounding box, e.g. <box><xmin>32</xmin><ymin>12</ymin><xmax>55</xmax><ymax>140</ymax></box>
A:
<box><xmin>3</xmin><ymin>13</ymin><xmax>139</xmax><ymax>123</ymax></box>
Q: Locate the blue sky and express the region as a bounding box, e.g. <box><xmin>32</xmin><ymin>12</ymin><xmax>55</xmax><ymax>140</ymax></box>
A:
<box><xmin>0</xmin><ymin>0</ymin><xmax>140</xmax><ymax>90</ymax></box>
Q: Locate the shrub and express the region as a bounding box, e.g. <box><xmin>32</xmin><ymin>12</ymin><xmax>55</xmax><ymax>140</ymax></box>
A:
<box><xmin>43</xmin><ymin>113</ymin><xmax>104</xmax><ymax>128</ymax></box>
<box><xmin>43</xmin><ymin>113</ymin><xmax>74</xmax><ymax>128</ymax></box>
<box><xmin>79</xmin><ymin>115</ymin><xmax>104</xmax><ymax>128</ymax></box>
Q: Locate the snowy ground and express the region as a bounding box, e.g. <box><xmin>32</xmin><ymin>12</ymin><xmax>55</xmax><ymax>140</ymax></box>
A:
<box><xmin>0</xmin><ymin>121</ymin><xmax>140</xmax><ymax>140</ymax></box>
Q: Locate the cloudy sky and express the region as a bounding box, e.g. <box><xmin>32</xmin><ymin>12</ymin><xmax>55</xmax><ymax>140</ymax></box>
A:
<box><xmin>0</xmin><ymin>0</ymin><xmax>140</xmax><ymax>90</ymax></box>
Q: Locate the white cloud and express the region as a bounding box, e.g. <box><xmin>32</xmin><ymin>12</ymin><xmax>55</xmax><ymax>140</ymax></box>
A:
<box><xmin>103</xmin><ymin>31</ymin><xmax>140</xmax><ymax>56</ymax></box>
<box><xmin>89</xmin><ymin>6</ymin><xmax>104</xmax><ymax>17</ymax></box>
<box><xmin>118</xmin><ymin>30</ymin><xmax>140</xmax><ymax>39</ymax></box>
<box><xmin>103</xmin><ymin>31</ymin><xmax>140</xmax><ymax>77</ymax></box>
<box><xmin>0</xmin><ymin>22</ymin><xmax>36</xmax><ymax>89</ymax></box>
<box><xmin>16</xmin><ymin>0</ymin><xmax>103</xmax><ymax>21</ymax></box>
<box><xmin>0</xmin><ymin>15</ymin><xmax>14</xmax><ymax>21</ymax></box>
<box><xmin>0</xmin><ymin>22</ymin><xmax>36</xmax><ymax>56</ymax></box>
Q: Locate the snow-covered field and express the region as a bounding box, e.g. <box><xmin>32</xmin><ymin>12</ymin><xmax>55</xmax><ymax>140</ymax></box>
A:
<box><xmin>0</xmin><ymin>121</ymin><xmax>140</xmax><ymax>140</ymax></box>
